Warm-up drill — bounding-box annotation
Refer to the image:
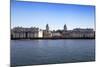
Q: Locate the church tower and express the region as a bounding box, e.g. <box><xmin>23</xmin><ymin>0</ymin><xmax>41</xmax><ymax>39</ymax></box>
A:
<box><xmin>64</xmin><ymin>24</ymin><xmax>67</xmax><ymax>31</ymax></box>
<box><xmin>46</xmin><ymin>24</ymin><xmax>49</xmax><ymax>32</ymax></box>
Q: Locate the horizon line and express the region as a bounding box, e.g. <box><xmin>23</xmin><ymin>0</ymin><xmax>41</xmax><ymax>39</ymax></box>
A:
<box><xmin>11</xmin><ymin>26</ymin><xmax>95</xmax><ymax>30</ymax></box>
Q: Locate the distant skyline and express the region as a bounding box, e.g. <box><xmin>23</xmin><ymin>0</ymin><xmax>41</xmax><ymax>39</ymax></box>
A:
<box><xmin>11</xmin><ymin>0</ymin><xmax>95</xmax><ymax>30</ymax></box>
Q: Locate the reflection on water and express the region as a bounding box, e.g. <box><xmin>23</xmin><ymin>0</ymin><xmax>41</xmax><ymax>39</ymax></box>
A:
<box><xmin>11</xmin><ymin>39</ymin><xmax>95</xmax><ymax>66</ymax></box>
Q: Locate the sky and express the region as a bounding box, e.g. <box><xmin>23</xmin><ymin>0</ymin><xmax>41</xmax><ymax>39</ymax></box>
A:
<box><xmin>11</xmin><ymin>0</ymin><xmax>95</xmax><ymax>30</ymax></box>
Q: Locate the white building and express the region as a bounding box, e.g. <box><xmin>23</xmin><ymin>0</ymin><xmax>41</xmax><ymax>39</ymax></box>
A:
<box><xmin>52</xmin><ymin>32</ymin><xmax>61</xmax><ymax>37</ymax></box>
<box><xmin>38</xmin><ymin>30</ymin><xmax>43</xmax><ymax>38</ymax></box>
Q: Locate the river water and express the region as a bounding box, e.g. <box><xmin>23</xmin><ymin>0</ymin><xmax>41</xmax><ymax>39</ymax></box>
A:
<box><xmin>11</xmin><ymin>39</ymin><xmax>95</xmax><ymax>66</ymax></box>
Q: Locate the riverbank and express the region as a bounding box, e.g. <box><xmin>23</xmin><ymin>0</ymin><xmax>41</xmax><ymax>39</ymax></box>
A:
<box><xmin>11</xmin><ymin>37</ymin><xmax>95</xmax><ymax>40</ymax></box>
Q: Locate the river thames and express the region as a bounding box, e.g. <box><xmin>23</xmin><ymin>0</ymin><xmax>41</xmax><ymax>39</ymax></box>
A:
<box><xmin>11</xmin><ymin>39</ymin><xmax>95</xmax><ymax>66</ymax></box>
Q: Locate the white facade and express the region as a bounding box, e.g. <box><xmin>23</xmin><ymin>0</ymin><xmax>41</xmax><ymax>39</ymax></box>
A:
<box><xmin>38</xmin><ymin>30</ymin><xmax>43</xmax><ymax>38</ymax></box>
<box><xmin>52</xmin><ymin>32</ymin><xmax>61</xmax><ymax>37</ymax></box>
